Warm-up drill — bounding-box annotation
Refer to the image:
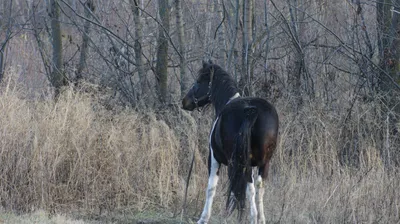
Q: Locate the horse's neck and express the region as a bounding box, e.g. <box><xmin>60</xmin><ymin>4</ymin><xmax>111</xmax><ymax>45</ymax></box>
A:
<box><xmin>214</xmin><ymin>92</ymin><xmax>240</xmax><ymax>116</ymax></box>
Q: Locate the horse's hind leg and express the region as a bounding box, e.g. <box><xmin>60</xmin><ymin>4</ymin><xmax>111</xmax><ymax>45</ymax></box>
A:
<box><xmin>256</xmin><ymin>162</ymin><xmax>269</xmax><ymax>224</ymax></box>
<box><xmin>255</xmin><ymin>175</ymin><xmax>265</xmax><ymax>224</ymax></box>
<box><xmin>198</xmin><ymin>150</ymin><xmax>220</xmax><ymax>224</ymax></box>
<box><xmin>247</xmin><ymin>169</ymin><xmax>258</xmax><ymax>224</ymax></box>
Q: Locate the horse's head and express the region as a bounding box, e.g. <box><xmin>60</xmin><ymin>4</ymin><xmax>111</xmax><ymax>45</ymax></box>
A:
<box><xmin>182</xmin><ymin>61</ymin><xmax>215</xmax><ymax>111</ymax></box>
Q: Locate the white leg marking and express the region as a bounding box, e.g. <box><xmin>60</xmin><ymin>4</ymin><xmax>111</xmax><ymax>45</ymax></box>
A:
<box><xmin>256</xmin><ymin>175</ymin><xmax>265</xmax><ymax>224</ymax></box>
<box><xmin>198</xmin><ymin>152</ymin><xmax>219</xmax><ymax>224</ymax></box>
<box><xmin>247</xmin><ymin>173</ymin><xmax>257</xmax><ymax>224</ymax></box>
<box><xmin>198</xmin><ymin>117</ymin><xmax>220</xmax><ymax>224</ymax></box>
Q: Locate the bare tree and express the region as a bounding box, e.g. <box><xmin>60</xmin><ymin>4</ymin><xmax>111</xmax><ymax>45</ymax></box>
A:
<box><xmin>204</xmin><ymin>0</ymin><xmax>214</xmax><ymax>60</ymax></box>
<box><xmin>270</xmin><ymin>0</ymin><xmax>312</xmax><ymax>108</ymax></box>
<box><xmin>175</xmin><ymin>0</ymin><xmax>188</xmax><ymax>98</ymax></box>
<box><xmin>287</xmin><ymin>0</ymin><xmax>304</xmax><ymax>106</ymax></box>
<box><xmin>75</xmin><ymin>0</ymin><xmax>94</xmax><ymax>84</ymax></box>
<box><xmin>241</xmin><ymin>0</ymin><xmax>254</xmax><ymax>95</ymax></box>
<box><xmin>130</xmin><ymin>0</ymin><xmax>146</xmax><ymax>96</ymax></box>
<box><xmin>263</xmin><ymin>0</ymin><xmax>270</xmax><ymax>82</ymax></box>
<box><xmin>216</xmin><ymin>0</ymin><xmax>226</xmax><ymax>67</ymax></box>
<box><xmin>50</xmin><ymin>0</ymin><xmax>66</xmax><ymax>97</ymax></box>
<box><xmin>376</xmin><ymin>0</ymin><xmax>400</xmax><ymax>165</ymax></box>
<box><xmin>377</xmin><ymin>0</ymin><xmax>400</xmax><ymax>90</ymax></box>
<box><xmin>156</xmin><ymin>0</ymin><xmax>170</xmax><ymax>103</ymax></box>
<box><xmin>376</xmin><ymin>0</ymin><xmax>400</xmax><ymax>109</ymax></box>
<box><xmin>227</xmin><ymin>0</ymin><xmax>240</xmax><ymax>79</ymax></box>
<box><xmin>0</xmin><ymin>0</ymin><xmax>13</xmax><ymax>83</ymax></box>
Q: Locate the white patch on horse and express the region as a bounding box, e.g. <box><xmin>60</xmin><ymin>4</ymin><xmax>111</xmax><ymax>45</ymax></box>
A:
<box><xmin>256</xmin><ymin>175</ymin><xmax>266</xmax><ymax>224</ymax></box>
<box><xmin>247</xmin><ymin>172</ymin><xmax>257</xmax><ymax>224</ymax></box>
<box><xmin>209</xmin><ymin>117</ymin><xmax>219</xmax><ymax>147</ymax></box>
<box><xmin>198</xmin><ymin>118</ymin><xmax>220</xmax><ymax>224</ymax></box>
<box><xmin>227</xmin><ymin>92</ymin><xmax>240</xmax><ymax>104</ymax></box>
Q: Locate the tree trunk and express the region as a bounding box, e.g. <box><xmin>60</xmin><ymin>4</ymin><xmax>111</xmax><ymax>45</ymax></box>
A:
<box><xmin>204</xmin><ymin>0</ymin><xmax>214</xmax><ymax>60</ymax></box>
<box><xmin>377</xmin><ymin>0</ymin><xmax>391</xmax><ymax>85</ymax></box>
<box><xmin>249</xmin><ymin>0</ymin><xmax>255</xmax><ymax>91</ymax></box>
<box><xmin>75</xmin><ymin>0</ymin><xmax>94</xmax><ymax>84</ymax></box>
<box><xmin>156</xmin><ymin>0</ymin><xmax>170</xmax><ymax>103</ymax></box>
<box><xmin>216</xmin><ymin>0</ymin><xmax>226</xmax><ymax>67</ymax></box>
<box><xmin>264</xmin><ymin>0</ymin><xmax>270</xmax><ymax>81</ymax></box>
<box><xmin>242</xmin><ymin>0</ymin><xmax>253</xmax><ymax>95</ymax></box>
<box><xmin>175</xmin><ymin>0</ymin><xmax>188</xmax><ymax>98</ymax></box>
<box><xmin>287</xmin><ymin>0</ymin><xmax>300</xmax><ymax>99</ymax></box>
<box><xmin>286</xmin><ymin>0</ymin><xmax>309</xmax><ymax>108</ymax></box>
<box><xmin>50</xmin><ymin>0</ymin><xmax>66</xmax><ymax>97</ymax></box>
<box><xmin>130</xmin><ymin>0</ymin><xmax>146</xmax><ymax>96</ymax></box>
<box><xmin>389</xmin><ymin>1</ymin><xmax>400</xmax><ymax>87</ymax></box>
<box><xmin>376</xmin><ymin>0</ymin><xmax>400</xmax><ymax>166</ymax></box>
<box><xmin>377</xmin><ymin>0</ymin><xmax>400</xmax><ymax>108</ymax></box>
<box><xmin>0</xmin><ymin>0</ymin><xmax>12</xmax><ymax>83</ymax></box>
<box><xmin>227</xmin><ymin>0</ymin><xmax>240</xmax><ymax>78</ymax></box>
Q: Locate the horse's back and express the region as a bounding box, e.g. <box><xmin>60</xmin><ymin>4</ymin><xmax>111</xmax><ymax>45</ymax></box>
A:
<box><xmin>222</xmin><ymin>97</ymin><xmax>279</xmax><ymax>131</ymax></box>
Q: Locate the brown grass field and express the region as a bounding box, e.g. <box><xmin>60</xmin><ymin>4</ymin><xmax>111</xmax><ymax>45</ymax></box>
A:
<box><xmin>0</xmin><ymin>69</ymin><xmax>399</xmax><ymax>223</ymax></box>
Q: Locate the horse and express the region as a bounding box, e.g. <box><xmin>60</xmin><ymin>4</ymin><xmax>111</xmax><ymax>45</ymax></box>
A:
<box><xmin>182</xmin><ymin>61</ymin><xmax>279</xmax><ymax>224</ymax></box>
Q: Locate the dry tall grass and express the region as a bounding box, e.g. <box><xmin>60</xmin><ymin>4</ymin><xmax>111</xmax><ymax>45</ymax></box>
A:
<box><xmin>0</xmin><ymin>73</ymin><xmax>399</xmax><ymax>223</ymax></box>
<box><xmin>0</xmin><ymin>75</ymin><xmax>208</xmax><ymax>217</ymax></box>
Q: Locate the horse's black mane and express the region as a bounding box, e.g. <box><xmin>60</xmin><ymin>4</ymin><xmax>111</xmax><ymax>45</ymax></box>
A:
<box><xmin>198</xmin><ymin>63</ymin><xmax>239</xmax><ymax>115</ymax></box>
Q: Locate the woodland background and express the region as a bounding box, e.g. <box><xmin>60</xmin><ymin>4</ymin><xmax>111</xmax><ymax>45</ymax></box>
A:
<box><xmin>0</xmin><ymin>0</ymin><xmax>400</xmax><ymax>223</ymax></box>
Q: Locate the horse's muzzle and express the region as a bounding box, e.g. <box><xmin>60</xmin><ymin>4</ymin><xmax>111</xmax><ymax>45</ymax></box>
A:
<box><xmin>182</xmin><ymin>97</ymin><xmax>195</xmax><ymax>111</ymax></box>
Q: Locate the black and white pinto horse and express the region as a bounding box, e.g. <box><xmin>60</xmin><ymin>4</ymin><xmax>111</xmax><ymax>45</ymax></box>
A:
<box><xmin>182</xmin><ymin>62</ymin><xmax>279</xmax><ymax>224</ymax></box>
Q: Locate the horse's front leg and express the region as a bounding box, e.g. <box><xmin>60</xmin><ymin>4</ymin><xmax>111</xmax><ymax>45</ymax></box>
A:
<box><xmin>198</xmin><ymin>150</ymin><xmax>220</xmax><ymax>224</ymax></box>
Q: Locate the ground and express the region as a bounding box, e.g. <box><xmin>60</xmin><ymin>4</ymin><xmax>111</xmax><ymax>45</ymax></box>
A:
<box><xmin>0</xmin><ymin>210</ymin><xmax>199</xmax><ymax>224</ymax></box>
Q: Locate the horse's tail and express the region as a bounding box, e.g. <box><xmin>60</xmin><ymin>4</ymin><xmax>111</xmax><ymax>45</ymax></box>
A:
<box><xmin>226</xmin><ymin>106</ymin><xmax>258</xmax><ymax>219</ymax></box>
